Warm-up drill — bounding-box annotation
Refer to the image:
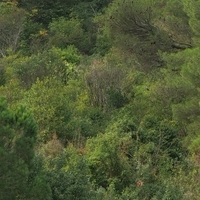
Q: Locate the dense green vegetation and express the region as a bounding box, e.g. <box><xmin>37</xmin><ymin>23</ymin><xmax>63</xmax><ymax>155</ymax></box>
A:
<box><xmin>1</xmin><ymin>0</ymin><xmax>200</xmax><ymax>199</ymax></box>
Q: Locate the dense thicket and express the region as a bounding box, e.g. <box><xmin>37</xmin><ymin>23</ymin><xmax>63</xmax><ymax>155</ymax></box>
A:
<box><xmin>1</xmin><ymin>0</ymin><xmax>200</xmax><ymax>199</ymax></box>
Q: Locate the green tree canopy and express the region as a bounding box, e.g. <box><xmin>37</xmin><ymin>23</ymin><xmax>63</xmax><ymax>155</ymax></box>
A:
<box><xmin>0</xmin><ymin>97</ymin><xmax>51</xmax><ymax>199</ymax></box>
